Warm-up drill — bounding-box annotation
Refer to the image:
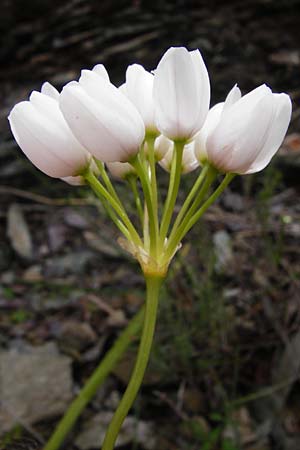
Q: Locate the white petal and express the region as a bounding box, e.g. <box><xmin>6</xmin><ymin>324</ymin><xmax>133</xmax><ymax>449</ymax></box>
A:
<box><xmin>61</xmin><ymin>175</ymin><xmax>85</xmax><ymax>185</ymax></box>
<box><xmin>41</xmin><ymin>82</ymin><xmax>60</xmax><ymax>100</ymax></box>
<box><xmin>245</xmin><ymin>93</ymin><xmax>292</xmax><ymax>173</ymax></box>
<box><xmin>79</xmin><ymin>69</ymin><xmax>145</xmax><ymax>141</ymax></box>
<box><xmin>182</xmin><ymin>141</ymin><xmax>200</xmax><ymax>173</ymax></box>
<box><xmin>60</xmin><ymin>83</ymin><xmax>144</xmax><ymax>162</ymax></box>
<box><xmin>207</xmin><ymin>89</ymin><xmax>275</xmax><ymax>173</ymax></box>
<box><xmin>107</xmin><ymin>161</ymin><xmax>135</xmax><ymax>179</ymax></box>
<box><xmin>194</xmin><ymin>102</ymin><xmax>223</xmax><ymax>163</ymax></box>
<box><xmin>8</xmin><ymin>101</ymin><xmax>88</xmax><ymax>177</ymax></box>
<box><xmin>153</xmin><ymin>134</ymin><xmax>173</xmax><ymax>160</ymax></box>
<box><xmin>92</xmin><ymin>64</ymin><xmax>110</xmax><ymax>81</ymax></box>
<box><xmin>154</xmin><ymin>47</ymin><xmax>204</xmax><ymax>139</ymax></box>
<box><xmin>222</xmin><ymin>84</ymin><xmax>241</xmax><ymax>112</ymax></box>
<box><xmin>189</xmin><ymin>49</ymin><xmax>211</xmax><ymax>134</ymax></box>
<box><xmin>125</xmin><ymin>64</ymin><xmax>156</xmax><ymax>131</ymax></box>
<box><xmin>159</xmin><ymin>147</ymin><xmax>173</xmax><ymax>172</ymax></box>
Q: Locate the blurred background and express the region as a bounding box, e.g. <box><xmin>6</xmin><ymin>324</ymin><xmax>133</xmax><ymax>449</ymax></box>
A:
<box><xmin>0</xmin><ymin>1</ymin><xmax>300</xmax><ymax>449</ymax></box>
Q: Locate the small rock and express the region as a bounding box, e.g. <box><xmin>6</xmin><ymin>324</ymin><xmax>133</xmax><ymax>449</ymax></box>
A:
<box><xmin>63</xmin><ymin>208</ymin><xmax>89</xmax><ymax>229</ymax></box>
<box><xmin>22</xmin><ymin>265</ymin><xmax>42</xmax><ymax>282</ymax></box>
<box><xmin>213</xmin><ymin>230</ymin><xmax>233</xmax><ymax>273</ymax></box>
<box><xmin>0</xmin><ymin>270</ymin><xmax>15</xmax><ymax>285</ymax></box>
<box><xmin>48</xmin><ymin>223</ymin><xmax>68</xmax><ymax>252</ymax></box>
<box><xmin>103</xmin><ymin>390</ymin><xmax>121</xmax><ymax>410</ymax></box>
<box><xmin>75</xmin><ymin>412</ymin><xmax>156</xmax><ymax>450</ymax></box>
<box><xmin>0</xmin><ymin>342</ymin><xmax>73</xmax><ymax>433</ymax></box>
<box><xmin>7</xmin><ymin>203</ymin><xmax>33</xmax><ymax>259</ymax></box>
<box><xmin>84</xmin><ymin>231</ymin><xmax>122</xmax><ymax>258</ymax></box>
<box><xmin>223</xmin><ymin>191</ymin><xmax>245</xmax><ymax>212</ymax></box>
<box><xmin>45</xmin><ymin>251</ymin><xmax>96</xmax><ymax>277</ymax></box>
<box><xmin>57</xmin><ymin>320</ymin><xmax>97</xmax><ymax>353</ymax></box>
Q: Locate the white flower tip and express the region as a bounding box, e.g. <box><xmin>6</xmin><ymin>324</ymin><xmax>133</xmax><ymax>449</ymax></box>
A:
<box><xmin>41</xmin><ymin>82</ymin><xmax>60</xmax><ymax>100</ymax></box>
<box><xmin>92</xmin><ymin>64</ymin><xmax>110</xmax><ymax>81</ymax></box>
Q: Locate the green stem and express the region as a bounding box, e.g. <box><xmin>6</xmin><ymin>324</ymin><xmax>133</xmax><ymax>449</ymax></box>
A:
<box><xmin>166</xmin><ymin>165</ymin><xmax>217</xmax><ymax>254</ymax></box>
<box><xmin>159</xmin><ymin>141</ymin><xmax>185</xmax><ymax>248</ymax></box>
<box><xmin>130</xmin><ymin>155</ymin><xmax>157</xmax><ymax>257</ymax></box>
<box><xmin>102</xmin><ymin>200</ymin><xmax>132</xmax><ymax>241</ymax></box>
<box><xmin>101</xmin><ymin>274</ymin><xmax>164</xmax><ymax>450</ymax></box>
<box><xmin>43</xmin><ymin>307</ymin><xmax>145</xmax><ymax>450</ymax></box>
<box><xmin>165</xmin><ymin>173</ymin><xmax>235</xmax><ymax>261</ymax></box>
<box><xmin>94</xmin><ymin>159</ymin><xmax>123</xmax><ymax>208</ymax></box>
<box><xmin>84</xmin><ymin>170</ymin><xmax>142</xmax><ymax>247</ymax></box>
<box><xmin>128</xmin><ymin>175</ymin><xmax>144</xmax><ymax>227</ymax></box>
<box><xmin>170</xmin><ymin>163</ymin><xmax>210</xmax><ymax>236</ymax></box>
<box><xmin>147</xmin><ymin>137</ymin><xmax>159</xmax><ymax>253</ymax></box>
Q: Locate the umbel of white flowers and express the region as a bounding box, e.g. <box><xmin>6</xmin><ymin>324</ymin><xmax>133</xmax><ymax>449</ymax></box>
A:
<box><xmin>8</xmin><ymin>46</ymin><xmax>291</xmax><ymax>181</ymax></box>
<box><xmin>7</xmin><ymin>45</ymin><xmax>293</xmax><ymax>450</ymax></box>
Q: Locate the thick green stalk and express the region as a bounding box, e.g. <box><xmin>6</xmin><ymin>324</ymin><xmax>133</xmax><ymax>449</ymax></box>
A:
<box><xmin>43</xmin><ymin>307</ymin><xmax>145</xmax><ymax>450</ymax></box>
<box><xmin>101</xmin><ymin>274</ymin><xmax>164</xmax><ymax>450</ymax></box>
<box><xmin>159</xmin><ymin>141</ymin><xmax>185</xmax><ymax>248</ymax></box>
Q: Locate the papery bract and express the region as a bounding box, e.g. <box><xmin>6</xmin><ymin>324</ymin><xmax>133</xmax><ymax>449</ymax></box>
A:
<box><xmin>153</xmin><ymin>46</ymin><xmax>210</xmax><ymax>141</ymax></box>
<box><xmin>120</xmin><ymin>64</ymin><xmax>157</xmax><ymax>135</ymax></box>
<box><xmin>8</xmin><ymin>83</ymin><xmax>90</xmax><ymax>178</ymax></box>
<box><xmin>60</xmin><ymin>67</ymin><xmax>145</xmax><ymax>163</ymax></box>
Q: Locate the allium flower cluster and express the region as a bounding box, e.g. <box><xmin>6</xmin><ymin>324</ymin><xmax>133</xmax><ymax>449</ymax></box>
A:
<box><xmin>7</xmin><ymin>46</ymin><xmax>293</xmax><ymax>450</ymax></box>
<box><xmin>9</xmin><ymin>46</ymin><xmax>291</xmax><ymax>181</ymax></box>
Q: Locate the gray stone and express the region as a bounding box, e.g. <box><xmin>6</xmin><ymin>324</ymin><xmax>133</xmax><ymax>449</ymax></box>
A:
<box><xmin>213</xmin><ymin>230</ymin><xmax>233</xmax><ymax>273</ymax></box>
<box><xmin>7</xmin><ymin>203</ymin><xmax>33</xmax><ymax>259</ymax></box>
<box><xmin>0</xmin><ymin>342</ymin><xmax>73</xmax><ymax>433</ymax></box>
<box><xmin>45</xmin><ymin>251</ymin><xmax>96</xmax><ymax>277</ymax></box>
<box><xmin>75</xmin><ymin>412</ymin><xmax>156</xmax><ymax>450</ymax></box>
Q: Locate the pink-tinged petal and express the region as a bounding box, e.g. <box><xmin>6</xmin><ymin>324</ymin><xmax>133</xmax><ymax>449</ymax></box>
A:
<box><xmin>61</xmin><ymin>175</ymin><xmax>85</xmax><ymax>185</ymax></box>
<box><xmin>227</xmin><ymin>94</ymin><xmax>275</xmax><ymax>173</ymax></box>
<box><xmin>207</xmin><ymin>90</ymin><xmax>275</xmax><ymax>173</ymax></box>
<box><xmin>194</xmin><ymin>102</ymin><xmax>224</xmax><ymax>163</ymax></box>
<box><xmin>159</xmin><ymin>140</ymin><xmax>199</xmax><ymax>174</ymax></box>
<box><xmin>245</xmin><ymin>93</ymin><xmax>292</xmax><ymax>174</ymax></box>
<box><xmin>8</xmin><ymin>101</ymin><xmax>88</xmax><ymax>177</ymax></box>
<box><xmin>41</xmin><ymin>82</ymin><xmax>60</xmax><ymax>100</ymax></box>
<box><xmin>231</xmin><ymin>84</ymin><xmax>271</xmax><ymax>113</ymax></box>
<box><xmin>189</xmin><ymin>49</ymin><xmax>210</xmax><ymax>134</ymax></box>
<box><xmin>222</xmin><ymin>84</ymin><xmax>241</xmax><ymax>112</ymax></box>
<box><xmin>154</xmin><ymin>47</ymin><xmax>209</xmax><ymax>140</ymax></box>
<box><xmin>124</xmin><ymin>64</ymin><xmax>156</xmax><ymax>132</ymax></box>
<box><xmin>181</xmin><ymin>141</ymin><xmax>200</xmax><ymax>173</ymax></box>
<box><xmin>159</xmin><ymin>147</ymin><xmax>173</xmax><ymax>172</ymax></box>
<box><xmin>60</xmin><ymin>83</ymin><xmax>144</xmax><ymax>162</ymax></box>
<box><xmin>29</xmin><ymin>91</ymin><xmax>90</xmax><ymax>162</ymax></box>
<box><xmin>78</xmin><ymin>69</ymin><xmax>145</xmax><ymax>142</ymax></box>
<box><xmin>106</xmin><ymin>161</ymin><xmax>135</xmax><ymax>179</ymax></box>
